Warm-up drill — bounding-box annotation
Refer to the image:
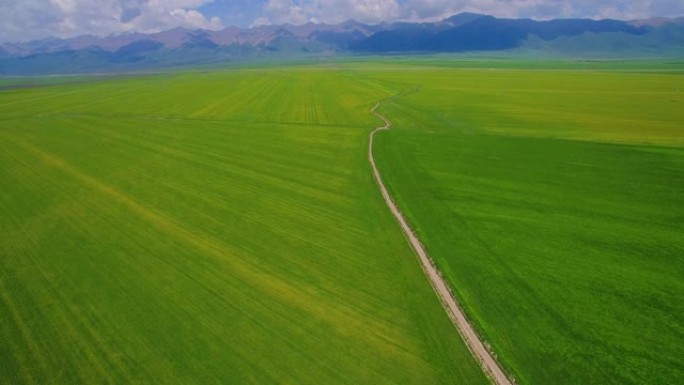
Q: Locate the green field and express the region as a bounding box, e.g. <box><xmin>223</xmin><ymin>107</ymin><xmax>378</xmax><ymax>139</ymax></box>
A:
<box><xmin>370</xmin><ymin>67</ymin><xmax>684</xmax><ymax>384</ymax></box>
<box><xmin>1</xmin><ymin>61</ymin><xmax>683</xmax><ymax>385</ymax></box>
<box><xmin>0</xmin><ymin>69</ymin><xmax>489</xmax><ymax>384</ymax></box>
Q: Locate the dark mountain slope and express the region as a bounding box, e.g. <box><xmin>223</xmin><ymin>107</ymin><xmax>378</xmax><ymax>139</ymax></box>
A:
<box><xmin>352</xmin><ymin>15</ymin><xmax>647</xmax><ymax>52</ymax></box>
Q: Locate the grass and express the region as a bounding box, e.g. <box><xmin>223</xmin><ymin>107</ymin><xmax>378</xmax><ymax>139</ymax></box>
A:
<box><xmin>335</xmin><ymin>56</ymin><xmax>684</xmax><ymax>72</ymax></box>
<box><xmin>2</xmin><ymin>60</ymin><xmax>683</xmax><ymax>385</ymax></box>
<box><xmin>0</xmin><ymin>68</ymin><xmax>489</xmax><ymax>384</ymax></box>
<box><xmin>370</xmin><ymin>66</ymin><xmax>684</xmax><ymax>384</ymax></box>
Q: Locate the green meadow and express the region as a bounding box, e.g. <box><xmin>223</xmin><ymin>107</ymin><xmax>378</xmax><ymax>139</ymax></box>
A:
<box><xmin>370</xmin><ymin>67</ymin><xmax>684</xmax><ymax>384</ymax></box>
<box><xmin>1</xmin><ymin>61</ymin><xmax>683</xmax><ymax>385</ymax></box>
<box><xmin>0</xmin><ymin>70</ymin><xmax>488</xmax><ymax>384</ymax></box>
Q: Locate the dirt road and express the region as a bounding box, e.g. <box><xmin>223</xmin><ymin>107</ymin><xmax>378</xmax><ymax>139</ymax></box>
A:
<box><xmin>368</xmin><ymin>102</ymin><xmax>514</xmax><ymax>385</ymax></box>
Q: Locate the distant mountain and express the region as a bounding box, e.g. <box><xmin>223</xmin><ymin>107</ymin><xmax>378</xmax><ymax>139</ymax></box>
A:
<box><xmin>629</xmin><ymin>17</ymin><xmax>684</xmax><ymax>28</ymax></box>
<box><xmin>0</xmin><ymin>21</ymin><xmax>381</xmax><ymax>57</ymax></box>
<box><xmin>1</xmin><ymin>13</ymin><xmax>683</xmax><ymax>74</ymax></box>
<box><xmin>351</xmin><ymin>14</ymin><xmax>647</xmax><ymax>52</ymax></box>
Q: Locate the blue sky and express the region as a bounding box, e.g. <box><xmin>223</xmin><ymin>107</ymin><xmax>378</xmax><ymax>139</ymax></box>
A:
<box><xmin>1</xmin><ymin>0</ymin><xmax>683</xmax><ymax>43</ymax></box>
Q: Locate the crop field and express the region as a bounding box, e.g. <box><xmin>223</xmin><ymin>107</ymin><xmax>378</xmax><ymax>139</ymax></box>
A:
<box><xmin>1</xmin><ymin>61</ymin><xmax>683</xmax><ymax>385</ymax></box>
<box><xmin>370</xmin><ymin>67</ymin><xmax>684</xmax><ymax>384</ymax></box>
<box><xmin>0</xmin><ymin>69</ymin><xmax>489</xmax><ymax>384</ymax></box>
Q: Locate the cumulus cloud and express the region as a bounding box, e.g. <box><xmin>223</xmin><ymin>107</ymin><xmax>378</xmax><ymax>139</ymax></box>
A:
<box><xmin>255</xmin><ymin>0</ymin><xmax>684</xmax><ymax>26</ymax></box>
<box><xmin>0</xmin><ymin>0</ymin><xmax>223</xmax><ymax>43</ymax></box>
<box><xmin>2</xmin><ymin>0</ymin><xmax>683</xmax><ymax>43</ymax></box>
<box><xmin>400</xmin><ymin>0</ymin><xmax>684</xmax><ymax>21</ymax></box>
<box><xmin>261</xmin><ymin>0</ymin><xmax>400</xmax><ymax>25</ymax></box>
<box><xmin>251</xmin><ymin>16</ymin><xmax>272</xmax><ymax>27</ymax></box>
<box><xmin>129</xmin><ymin>0</ymin><xmax>223</xmax><ymax>33</ymax></box>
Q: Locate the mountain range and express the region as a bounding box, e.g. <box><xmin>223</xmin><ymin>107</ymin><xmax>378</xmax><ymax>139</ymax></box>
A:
<box><xmin>2</xmin><ymin>13</ymin><xmax>683</xmax><ymax>74</ymax></box>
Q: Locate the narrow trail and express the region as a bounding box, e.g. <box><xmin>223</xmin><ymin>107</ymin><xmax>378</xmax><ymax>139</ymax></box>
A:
<box><xmin>368</xmin><ymin>102</ymin><xmax>514</xmax><ymax>385</ymax></box>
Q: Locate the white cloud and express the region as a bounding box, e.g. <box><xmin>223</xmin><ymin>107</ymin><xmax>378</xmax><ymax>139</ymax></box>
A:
<box><xmin>261</xmin><ymin>0</ymin><xmax>400</xmax><ymax>25</ymax></box>
<box><xmin>130</xmin><ymin>0</ymin><xmax>223</xmax><ymax>33</ymax></box>
<box><xmin>251</xmin><ymin>16</ymin><xmax>272</xmax><ymax>27</ymax></box>
<box><xmin>2</xmin><ymin>0</ymin><xmax>684</xmax><ymax>43</ymax></box>
<box><xmin>400</xmin><ymin>0</ymin><xmax>682</xmax><ymax>21</ymax></box>
<box><xmin>256</xmin><ymin>0</ymin><xmax>684</xmax><ymax>27</ymax></box>
<box><xmin>264</xmin><ymin>0</ymin><xmax>308</xmax><ymax>24</ymax></box>
<box><xmin>0</xmin><ymin>0</ymin><xmax>223</xmax><ymax>43</ymax></box>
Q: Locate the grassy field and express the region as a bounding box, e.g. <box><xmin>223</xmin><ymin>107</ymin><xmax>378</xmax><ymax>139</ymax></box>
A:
<box><xmin>0</xmin><ymin>69</ymin><xmax>489</xmax><ymax>384</ymax></box>
<box><xmin>369</xmin><ymin>66</ymin><xmax>684</xmax><ymax>384</ymax></box>
<box><xmin>2</xmin><ymin>61</ymin><xmax>683</xmax><ymax>385</ymax></box>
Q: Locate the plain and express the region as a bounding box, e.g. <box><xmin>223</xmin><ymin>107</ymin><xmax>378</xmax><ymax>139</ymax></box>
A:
<box><xmin>0</xmin><ymin>68</ymin><xmax>489</xmax><ymax>384</ymax></box>
<box><xmin>1</xmin><ymin>60</ymin><xmax>683</xmax><ymax>385</ymax></box>
<box><xmin>370</xmin><ymin>65</ymin><xmax>684</xmax><ymax>385</ymax></box>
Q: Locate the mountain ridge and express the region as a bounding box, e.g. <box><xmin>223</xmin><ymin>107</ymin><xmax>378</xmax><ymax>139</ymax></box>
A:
<box><xmin>2</xmin><ymin>13</ymin><xmax>683</xmax><ymax>74</ymax></box>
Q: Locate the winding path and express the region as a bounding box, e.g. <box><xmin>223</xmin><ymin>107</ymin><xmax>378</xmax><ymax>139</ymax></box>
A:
<box><xmin>368</xmin><ymin>102</ymin><xmax>514</xmax><ymax>385</ymax></box>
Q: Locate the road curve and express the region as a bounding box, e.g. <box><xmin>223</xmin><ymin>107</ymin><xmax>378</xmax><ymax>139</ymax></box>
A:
<box><xmin>368</xmin><ymin>102</ymin><xmax>514</xmax><ymax>385</ymax></box>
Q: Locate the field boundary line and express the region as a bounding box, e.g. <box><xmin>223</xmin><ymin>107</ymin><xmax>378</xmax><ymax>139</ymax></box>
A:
<box><xmin>368</xmin><ymin>101</ymin><xmax>514</xmax><ymax>385</ymax></box>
